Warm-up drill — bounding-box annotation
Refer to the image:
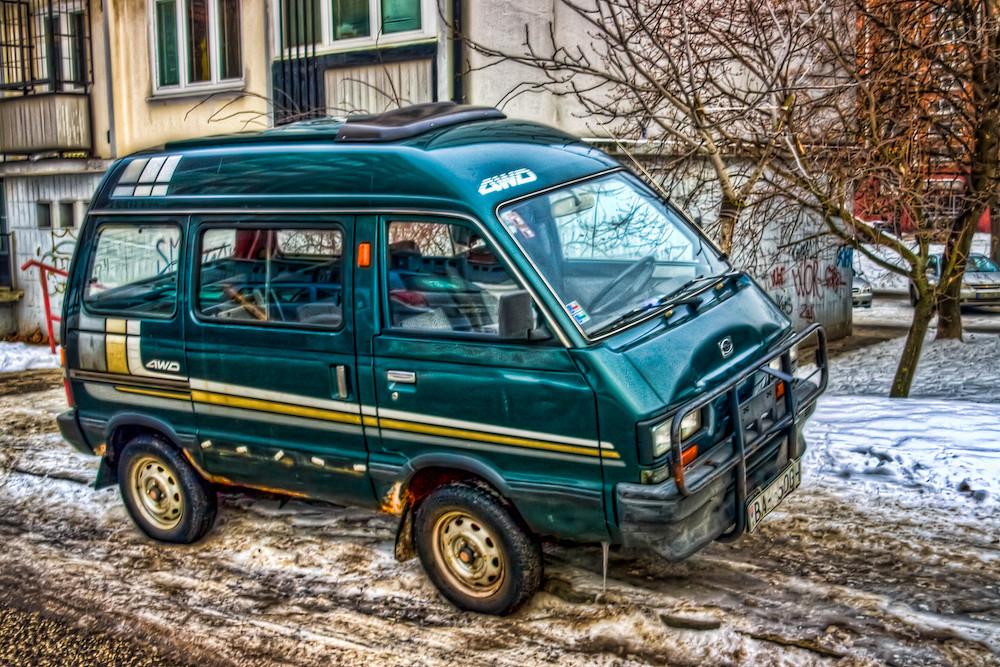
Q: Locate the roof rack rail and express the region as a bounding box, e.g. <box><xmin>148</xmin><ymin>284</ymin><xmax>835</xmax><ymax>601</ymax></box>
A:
<box><xmin>335</xmin><ymin>102</ymin><xmax>505</xmax><ymax>143</ymax></box>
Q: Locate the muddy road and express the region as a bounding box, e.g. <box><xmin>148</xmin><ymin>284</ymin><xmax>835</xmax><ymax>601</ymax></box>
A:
<box><xmin>0</xmin><ymin>375</ymin><xmax>997</xmax><ymax>667</ymax></box>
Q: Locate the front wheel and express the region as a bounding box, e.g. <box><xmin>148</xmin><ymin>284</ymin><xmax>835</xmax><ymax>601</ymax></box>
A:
<box><xmin>415</xmin><ymin>483</ymin><xmax>542</xmax><ymax>615</ymax></box>
<box><xmin>118</xmin><ymin>434</ymin><xmax>217</xmax><ymax>544</ymax></box>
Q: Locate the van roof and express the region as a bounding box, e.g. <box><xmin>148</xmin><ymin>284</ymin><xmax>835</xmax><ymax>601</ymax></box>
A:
<box><xmin>93</xmin><ymin>103</ymin><xmax>620</xmax><ymax>216</ymax></box>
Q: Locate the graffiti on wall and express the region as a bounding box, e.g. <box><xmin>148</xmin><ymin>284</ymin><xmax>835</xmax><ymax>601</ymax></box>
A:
<box><xmin>32</xmin><ymin>228</ymin><xmax>79</xmax><ymax>296</ymax></box>
<box><xmin>763</xmin><ymin>243</ymin><xmax>852</xmax><ymax>326</ymax></box>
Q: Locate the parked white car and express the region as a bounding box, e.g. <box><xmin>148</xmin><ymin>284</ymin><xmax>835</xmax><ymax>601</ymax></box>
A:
<box><xmin>909</xmin><ymin>254</ymin><xmax>1000</xmax><ymax>307</ymax></box>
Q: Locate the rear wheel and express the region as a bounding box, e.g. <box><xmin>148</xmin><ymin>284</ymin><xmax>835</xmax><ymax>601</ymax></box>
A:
<box><xmin>118</xmin><ymin>434</ymin><xmax>217</xmax><ymax>544</ymax></box>
<box><xmin>415</xmin><ymin>483</ymin><xmax>542</xmax><ymax>615</ymax></box>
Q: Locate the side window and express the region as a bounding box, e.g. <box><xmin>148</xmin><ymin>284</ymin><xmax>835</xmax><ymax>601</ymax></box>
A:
<box><xmin>84</xmin><ymin>224</ymin><xmax>180</xmax><ymax>317</ymax></box>
<box><xmin>197</xmin><ymin>227</ymin><xmax>344</xmax><ymax>329</ymax></box>
<box><xmin>385</xmin><ymin>220</ymin><xmax>519</xmax><ymax>334</ymax></box>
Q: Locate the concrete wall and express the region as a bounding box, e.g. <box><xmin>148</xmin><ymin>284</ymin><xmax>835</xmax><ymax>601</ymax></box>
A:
<box><xmin>4</xmin><ymin>165</ymin><xmax>108</xmax><ymax>340</ymax></box>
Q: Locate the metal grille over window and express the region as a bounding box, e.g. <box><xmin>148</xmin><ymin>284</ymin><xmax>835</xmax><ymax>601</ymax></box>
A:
<box><xmin>386</xmin><ymin>221</ymin><xmax>519</xmax><ymax>334</ymax></box>
<box><xmin>198</xmin><ymin>228</ymin><xmax>345</xmax><ymax>329</ymax></box>
<box><xmin>0</xmin><ymin>0</ymin><xmax>91</xmax><ymax>94</ymax></box>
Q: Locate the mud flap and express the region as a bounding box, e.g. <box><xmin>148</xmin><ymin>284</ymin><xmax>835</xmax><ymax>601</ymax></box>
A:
<box><xmin>94</xmin><ymin>455</ymin><xmax>118</xmax><ymax>490</ymax></box>
<box><xmin>394</xmin><ymin>502</ymin><xmax>416</xmax><ymax>562</ymax></box>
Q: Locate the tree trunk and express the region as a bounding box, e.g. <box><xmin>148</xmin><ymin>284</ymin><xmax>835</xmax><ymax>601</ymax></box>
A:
<box><xmin>716</xmin><ymin>199</ymin><xmax>743</xmax><ymax>256</ymax></box>
<box><xmin>936</xmin><ymin>211</ymin><xmax>978</xmax><ymax>340</ymax></box>
<box><xmin>992</xmin><ymin>204</ymin><xmax>1000</xmax><ymax>266</ymax></box>
<box><xmin>891</xmin><ymin>292</ymin><xmax>935</xmax><ymax>397</ymax></box>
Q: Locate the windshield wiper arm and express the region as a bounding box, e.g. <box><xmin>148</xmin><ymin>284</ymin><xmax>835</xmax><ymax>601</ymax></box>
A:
<box><xmin>589</xmin><ymin>272</ymin><xmax>737</xmax><ymax>337</ymax></box>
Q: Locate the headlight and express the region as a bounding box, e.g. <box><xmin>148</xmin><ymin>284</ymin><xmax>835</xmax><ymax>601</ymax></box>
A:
<box><xmin>651</xmin><ymin>411</ymin><xmax>702</xmax><ymax>458</ymax></box>
<box><xmin>680</xmin><ymin>410</ymin><xmax>701</xmax><ymax>440</ymax></box>
<box><xmin>768</xmin><ymin>357</ymin><xmax>783</xmax><ymax>372</ymax></box>
<box><xmin>651</xmin><ymin>422</ymin><xmax>671</xmax><ymax>458</ymax></box>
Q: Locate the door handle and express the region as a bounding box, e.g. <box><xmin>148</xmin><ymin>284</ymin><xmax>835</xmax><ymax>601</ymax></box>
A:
<box><xmin>386</xmin><ymin>370</ymin><xmax>416</xmax><ymax>384</ymax></box>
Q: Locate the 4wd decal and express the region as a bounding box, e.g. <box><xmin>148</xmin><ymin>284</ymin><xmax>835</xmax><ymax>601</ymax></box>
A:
<box><xmin>146</xmin><ymin>359</ymin><xmax>181</xmax><ymax>373</ymax></box>
<box><xmin>478</xmin><ymin>169</ymin><xmax>538</xmax><ymax>195</ymax></box>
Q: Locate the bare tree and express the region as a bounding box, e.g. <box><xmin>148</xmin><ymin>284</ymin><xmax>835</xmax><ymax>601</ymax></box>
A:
<box><xmin>773</xmin><ymin>0</ymin><xmax>1000</xmax><ymax>395</ymax></box>
<box><xmin>461</xmin><ymin>0</ymin><xmax>820</xmax><ymax>255</ymax></box>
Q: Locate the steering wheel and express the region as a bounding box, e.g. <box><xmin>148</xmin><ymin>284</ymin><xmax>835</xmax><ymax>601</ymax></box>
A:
<box><xmin>587</xmin><ymin>255</ymin><xmax>656</xmax><ymax>314</ymax></box>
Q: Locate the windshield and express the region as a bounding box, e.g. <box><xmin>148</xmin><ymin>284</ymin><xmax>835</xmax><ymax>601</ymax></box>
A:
<box><xmin>968</xmin><ymin>255</ymin><xmax>999</xmax><ymax>272</ymax></box>
<box><xmin>498</xmin><ymin>172</ymin><xmax>728</xmax><ymax>336</ymax></box>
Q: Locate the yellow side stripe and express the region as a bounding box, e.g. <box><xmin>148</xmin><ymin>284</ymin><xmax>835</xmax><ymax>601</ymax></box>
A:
<box><xmin>113</xmin><ymin>385</ymin><xmax>620</xmax><ymax>460</ymax></box>
<box><xmin>115</xmin><ymin>385</ymin><xmax>192</xmax><ymax>401</ymax></box>
<box><xmin>191</xmin><ymin>390</ymin><xmax>363</xmax><ymax>426</ymax></box>
<box><xmin>379</xmin><ymin>417</ymin><xmax>620</xmax><ymax>459</ymax></box>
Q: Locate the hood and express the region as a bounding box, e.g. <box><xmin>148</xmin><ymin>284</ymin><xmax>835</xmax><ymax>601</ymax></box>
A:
<box><xmin>616</xmin><ymin>278</ymin><xmax>790</xmax><ymax>409</ymax></box>
<box><xmin>964</xmin><ymin>271</ymin><xmax>1000</xmax><ymax>287</ymax></box>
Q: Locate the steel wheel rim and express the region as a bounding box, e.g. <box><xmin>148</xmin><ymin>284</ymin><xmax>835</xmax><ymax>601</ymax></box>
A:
<box><xmin>432</xmin><ymin>510</ymin><xmax>505</xmax><ymax>598</ymax></box>
<box><xmin>131</xmin><ymin>455</ymin><xmax>184</xmax><ymax>530</ymax></box>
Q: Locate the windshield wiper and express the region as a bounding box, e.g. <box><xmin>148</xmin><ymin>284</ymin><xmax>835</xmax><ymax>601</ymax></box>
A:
<box><xmin>589</xmin><ymin>272</ymin><xmax>736</xmax><ymax>337</ymax></box>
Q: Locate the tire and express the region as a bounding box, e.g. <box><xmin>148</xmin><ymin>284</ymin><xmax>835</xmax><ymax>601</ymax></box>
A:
<box><xmin>414</xmin><ymin>483</ymin><xmax>542</xmax><ymax>615</ymax></box>
<box><xmin>117</xmin><ymin>434</ymin><xmax>217</xmax><ymax>544</ymax></box>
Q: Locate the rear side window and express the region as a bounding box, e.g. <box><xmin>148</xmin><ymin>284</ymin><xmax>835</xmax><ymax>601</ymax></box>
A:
<box><xmin>84</xmin><ymin>224</ymin><xmax>180</xmax><ymax>317</ymax></box>
<box><xmin>197</xmin><ymin>227</ymin><xmax>344</xmax><ymax>329</ymax></box>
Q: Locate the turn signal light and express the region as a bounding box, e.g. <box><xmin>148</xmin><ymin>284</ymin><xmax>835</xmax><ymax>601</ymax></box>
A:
<box><xmin>680</xmin><ymin>445</ymin><xmax>698</xmax><ymax>466</ymax></box>
<box><xmin>358</xmin><ymin>242</ymin><xmax>372</xmax><ymax>267</ymax></box>
<box><xmin>775</xmin><ymin>381</ymin><xmax>785</xmax><ymax>399</ymax></box>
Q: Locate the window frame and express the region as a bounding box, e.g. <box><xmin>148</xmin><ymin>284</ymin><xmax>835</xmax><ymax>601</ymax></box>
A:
<box><xmin>149</xmin><ymin>0</ymin><xmax>243</xmax><ymax>96</ymax></box>
<box><xmin>275</xmin><ymin>0</ymin><xmax>436</xmax><ymax>57</ymax></box>
<box><xmin>193</xmin><ymin>221</ymin><xmax>348</xmax><ymax>332</ymax></box>
<box><xmin>82</xmin><ymin>222</ymin><xmax>183</xmax><ymax>320</ymax></box>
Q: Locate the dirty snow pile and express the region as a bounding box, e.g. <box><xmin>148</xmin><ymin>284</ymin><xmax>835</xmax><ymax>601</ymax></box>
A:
<box><xmin>0</xmin><ymin>342</ymin><xmax>59</xmax><ymax>373</ymax></box>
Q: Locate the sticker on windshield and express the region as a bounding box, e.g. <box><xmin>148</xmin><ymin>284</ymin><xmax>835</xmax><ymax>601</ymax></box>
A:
<box><xmin>500</xmin><ymin>210</ymin><xmax>535</xmax><ymax>239</ymax></box>
<box><xmin>566</xmin><ymin>301</ymin><xmax>590</xmax><ymax>324</ymax></box>
<box><xmin>479</xmin><ymin>168</ymin><xmax>538</xmax><ymax>196</ymax></box>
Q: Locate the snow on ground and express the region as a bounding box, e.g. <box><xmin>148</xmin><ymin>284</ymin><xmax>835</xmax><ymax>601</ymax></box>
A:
<box><xmin>804</xmin><ymin>396</ymin><xmax>1000</xmax><ymax>509</ymax></box>
<box><xmin>0</xmin><ymin>341</ymin><xmax>59</xmax><ymax>373</ymax></box>
<box><xmin>826</xmin><ymin>331</ymin><xmax>1000</xmax><ymax>401</ymax></box>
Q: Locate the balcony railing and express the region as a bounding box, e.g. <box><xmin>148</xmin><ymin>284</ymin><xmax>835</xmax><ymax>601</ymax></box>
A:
<box><xmin>0</xmin><ymin>92</ymin><xmax>90</xmax><ymax>154</ymax></box>
<box><xmin>0</xmin><ymin>0</ymin><xmax>91</xmax><ymax>156</ymax></box>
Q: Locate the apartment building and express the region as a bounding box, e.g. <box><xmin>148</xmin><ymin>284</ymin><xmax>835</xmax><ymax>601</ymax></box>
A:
<box><xmin>0</xmin><ymin>0</ymin><xmax>851</xmax><ymax>338</ymax></box>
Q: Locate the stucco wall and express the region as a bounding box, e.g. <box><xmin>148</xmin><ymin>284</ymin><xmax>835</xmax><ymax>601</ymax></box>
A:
<box><xmin>108</xmin><ymin>0</ymin><xmax>271</xmax><ymax>156</ymax></box>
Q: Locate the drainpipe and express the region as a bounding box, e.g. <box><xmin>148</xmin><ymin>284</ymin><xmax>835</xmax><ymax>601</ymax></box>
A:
<box><xmin>100</xmin><ymin>0</ymin><xmax>117</xmax><ymax>158</ymax></box>
<box><xmin>451</xmin><ymin>0</ymin><xmax>463</xmax><ymax>104</ymax></box>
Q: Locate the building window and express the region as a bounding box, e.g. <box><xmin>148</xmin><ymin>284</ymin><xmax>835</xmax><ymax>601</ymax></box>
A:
<box><xmin>278</xmin><ymin>0</ymin><xmax>431</xmax><ymax>53</ymax></box>
<box><xmin>36</xmin><ymin>203</ymin><xmax>51</xmax><ymax>229</ymax></box>
<box><xmin>59</xmin><ymin>202</ymin><xmax>75</xmax><ymax>228</ymax></box>
<box><xmin>153</xmin><ymin>0</ymin><xmax>242</xmax><ymax>91</ymax></box>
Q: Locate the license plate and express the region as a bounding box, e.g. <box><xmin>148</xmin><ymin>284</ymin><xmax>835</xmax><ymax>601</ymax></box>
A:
<box><xmin>746</xmin><ymin>458</ymin><xmax>801</xmax><ymax>533</ymax></box>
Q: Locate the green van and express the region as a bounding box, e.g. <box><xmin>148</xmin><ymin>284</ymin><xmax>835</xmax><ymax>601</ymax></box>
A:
<box><xmin>57</xmin><ymin>103</ymin><xmax>826</xmax><ymax>615</ymax></box>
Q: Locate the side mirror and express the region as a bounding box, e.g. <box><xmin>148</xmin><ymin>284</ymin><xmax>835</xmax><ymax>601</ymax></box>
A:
<box><xmin>498</xmin><ymin>290</ymin><xmax>548</xmax><ymax>340</ymax></box>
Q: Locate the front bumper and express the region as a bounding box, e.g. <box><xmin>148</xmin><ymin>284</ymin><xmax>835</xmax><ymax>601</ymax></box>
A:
<box><xmin>616</xmin><ymin>324</ymin><xmax>827</xmax><ymax>560</ymax></box>
<box><xmin>960</xmin><ymin>288</ymin><xmax>1000</xmax><ymax>304</ymax></box>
